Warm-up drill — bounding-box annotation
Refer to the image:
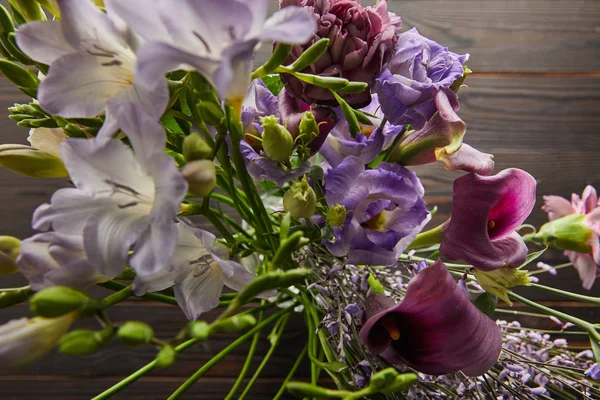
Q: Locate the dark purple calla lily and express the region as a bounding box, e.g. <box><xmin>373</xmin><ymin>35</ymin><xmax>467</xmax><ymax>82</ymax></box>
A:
<box><xmin>359</xmin><ymin>259</ymin><xmax>502</xmax><ymax>376</ymax></box>
<box><xmin>440</xmin><ymin>169</ymin><xmax>537</xmax><ymax>271</ymax></box>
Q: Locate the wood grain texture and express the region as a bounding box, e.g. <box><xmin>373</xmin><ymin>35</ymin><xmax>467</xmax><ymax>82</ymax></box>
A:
<box><xmin>0</xmin><ymin>0</ymin><xmax>599</xmax><ymax>398</ymax></box>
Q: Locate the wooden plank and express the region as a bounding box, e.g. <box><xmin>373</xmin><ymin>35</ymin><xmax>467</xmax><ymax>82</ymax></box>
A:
<box><xmin>258</xmin><ymin>0</ymin><xmax>600</xmax><ymax>72</ymax></box>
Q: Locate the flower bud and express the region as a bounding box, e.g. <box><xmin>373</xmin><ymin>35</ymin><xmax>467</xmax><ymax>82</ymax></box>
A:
<box><xmin>283</xmin><ymin>178</ymin><xmax>316</xmax><ymax>218</ymax></box>
<box><xmin>156</xmin><ymin>344</ymin><xmax>176</xmax><ymax>368</ymax></box>
<box><xmin>326</xmin><ymin>205</ymin><xmax>347</xmax><ymax>227</ymax></box>
<box><xmin>118</xmin><ymin>321</ymin><xmax>154</xmax><ymax>346</ymax></box>
<box><xmin>9</xmin><ymin>0</ymin><xmax>47</xmax><ymax>21</ymax></box>
<box><xmin>182</xmin><ymin>132</ymin><xmax>212</xmax><ymax>162</ymax></box>
<box><xmin>30</xmin><ymin>286</ymin><xmax>102</xmax><ymax>318</ymax></box>
<box><xmin>212</xmin><ymin>314</ymin><xmax>257</xmax><ymax>334</ymax></box>
<box><xmin>0</xmin><ymin>236</ymin><xmax>20</xmax><ymax>274</ymax></box>
<box><xmin>0</xmin><ymin>144</ymin><xmax>68</xmax><ymax>178</ymax></box>
<box><xmin>58</xmin><ymin>326</ymin><xmax>114</xmax><ymax>356</ymax></box>
<box><xmin>0</xmin><ymin>287</ymin><xmax>31</xmax><ymax>308</ymax></box>
<box><xmin>473</xmin><ymin>268</ymin><xmax>531</xmax><ymax>306</ymax></box>
<box><xmin>197</xmin><ymin>101</ymin><xmax>225</xmax><ymax>127</ymax></box>
<box><xmin>188</xmin><ymin>321</ymin><xmax>211</xmax><ymax>341</ymax></box>
<box><xmin>531</xmin><ymin>213</ymin><xmax>594</xmax><ymax>253</ymax></box>
<box><xmin>182</xmin><ymin>160</ymin><xmax>217</xmax><ymax>198</ymax></box>
<box><xmin>369</xmin><ymin>367</ymin><xmax>401</xmax><ymax>390</ymax></box>
<box><xmin>260</xmin><ymin>116</ymin><xmax>294</xmax><ymax>162</ymax></box>
<box><xmin>297</xmin><ymin>110</ymin><xmax>319</xmax><ymax>146</ymax></box>
<box><xmin>0</xmin><ymin>59</ymin><xmax>40</xmax><ymax>88</ymax></box>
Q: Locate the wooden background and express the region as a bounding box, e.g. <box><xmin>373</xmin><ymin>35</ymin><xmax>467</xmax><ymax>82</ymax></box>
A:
<box><xmin>1</xmin><ymin>0</ymin><xmax>599</xmax><ymax>398</ymax></box>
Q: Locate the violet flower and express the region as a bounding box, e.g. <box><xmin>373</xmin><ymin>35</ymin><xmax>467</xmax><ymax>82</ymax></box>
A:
<box><xmin>440</xmin><ymin>169</ymin><xmax>537</xmax><ymax>271</ymax></box>
<box><xmin>375</xmin><ymin>28</ymin><xmax>468</xmax><ymax>130</ymax></box>
<box><xmin>16</xmin><ymin>0</ymin><xmax>169</xmax><ymax>140</ymax></box>
<box><xmin>359</xmin><ymin>259</ymin><xmax>502</xmax><ymax>376</ymax></box>
<box><xmin>541</xmin><ymin>186</ymin><xmax>600</xmax><ymax>289</ymax></box>
<box><xmin>319</xmin><ymin>93</ymin><xmax>404</xmax><ymax>167</ymax></box>
<box><xmin>108</xmin><ymin>0</ymin><xmax>317</xmax><ymax>101</ymax></box>
<box><xmin>324</xmin><ymin>156</ymin><xmax>430</xmax><ymax>266</ymax></box>
<box><xmin>280</xmin><ymin>0</ymin><xmax>402</xmax><ymax>107</ymax></box>
<box><xmin>32</xmin><ymin>103</ymin><xmax>188</xmax><ymax>278</ymax></box>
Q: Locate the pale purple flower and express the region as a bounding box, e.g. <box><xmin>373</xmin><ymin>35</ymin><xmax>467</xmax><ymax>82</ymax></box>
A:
<box><xmin>323</xmin><ymin>156</ymin><xmax>430</xmax><ymax>266</ymax></box>
<box><xmin>319</xmin><ymin>94</ymin><xmax>404</xmax><ymax>167</ymax></box>
<box><xmin>280</xmin><ymin>0</ymin><xmax>402</xmax><ymax>107</ymax></box>
<box><xmin>17</xmin><ymin>232</ymin><xmax>109</xmax><ymax>290</ymax></box>
<box><xmin>108</xmin><ymin>0</ymin><xmax>317</xmax><ymax>101</ymax></box>
<box><xmin>541</xmin><ymin>186</ymin><xmax>600</xmax><ymax>289</ymax></box>
<box><xmin>359</xmin><ymin>260</ymin><xmax>502</xmax><ymax>376</ymax></box>
<box><xmin>32</xmin><ymin>104</ymin><xmax>188</xmax><ymax>278</ymax></box>
<box><xmin>375</xmin><ymin>28</ymin><xmax>468</xmax><ymax>130</ymax></box>
<box><xmin>133</xmin><ymin>223</ymin><xmax>267</xmax><ymax>320</ymax></box>
<box><xmin>15</xmin><ymin>0</ymin><xmax>169</xmax><ymax>140</ymax></box>
<box><xmin>440</xmin><ymin>169</ymin><xmax>537</xmax><ymax>271</ymax></box>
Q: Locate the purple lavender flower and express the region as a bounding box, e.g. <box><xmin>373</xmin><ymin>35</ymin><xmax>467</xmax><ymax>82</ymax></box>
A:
<box><xmin>358</xmin><ymin>260</ymin><xmax>502</xmax><ymax>376</ymax></box>
<box><xmin>375</xmin><ymin>28</ymin><xmax>469</xmax><ymax>130</ymax></box>
<box><xmin>323</xmin><ymin>156</ymin><xmax>430</xmax><ymax>266</ymax></box>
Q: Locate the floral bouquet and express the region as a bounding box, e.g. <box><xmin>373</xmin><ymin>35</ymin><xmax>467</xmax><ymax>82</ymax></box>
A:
<box><xmin>0</xmin><ymin>0</ymin><xmax>598</xmax><ymax>398</ymax></box>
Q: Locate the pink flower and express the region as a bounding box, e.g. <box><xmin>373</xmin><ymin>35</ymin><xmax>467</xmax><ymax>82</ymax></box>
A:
<box><xmin>542</xmin><ymin>186</ymin><xmax>600</xmax><ymax>290</ymax></box>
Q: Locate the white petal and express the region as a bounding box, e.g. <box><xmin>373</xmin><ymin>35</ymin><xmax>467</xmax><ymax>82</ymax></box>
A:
<box><xmin>104</xmin><ymin>0</ymin><xmax>171</xmax><ymax>43</ymax></box>
<box><xmin>130</xmin><ymin>221</ymin><xmax>178</xmax><ymax>277</ymax></box>
<box><xmin>260</xmin><ymin>7</ymin><xmax>317</xmax><ymax>44</ymax></box>
<box><xmin>39</xmin><ymin>52</ymin><xmax>134</xmax><ymax>118</ymax></box>
<box><xmin>223</xmin><ymin>263</ymin><xmax>257</xmax><ymax>293</ymax></box>
<box><xmin>132</xmin><ymin>268</ymin><xmax>177</xmax><ymax>296</ymax></box>
<box><xmin>147</xmin><ymin>153</ymin><xmax>188</xmax><ymax>222</ymax></box>
<box><xmin>174</xmin><ymin>264</ymin><xmax>225</xmax><ymax>320</ymax></box>
<box><xmin>27</xmin><ymin>128</ymin><xmax>67</xmax><ymax>157</ymax></box>
<box><xmin>15</xmin><ymin>21</ymin><xmax>73</xmax><ymax>64</ymax></box>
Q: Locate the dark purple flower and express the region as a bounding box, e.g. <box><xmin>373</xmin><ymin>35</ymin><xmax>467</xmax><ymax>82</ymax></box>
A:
<box><xmin>323</xmin><ymin>156</ymin><xmax>430</xmax><ymax>266</ymax></box>
<box><xmin>359</xmin><ymin>259</ymin><xmax>502</xmax><ymax>376</ymax></box>
<box><xmin>280</xmin><ymin>0</ymin><xmax>402</xmax><ymax>107</ymax></box>
<box><xmin>440</xmin><ymin>169</ymin><xmax>537</xmax><ymax>271</ymax></box>
<box><xmin>319</xmin><ymin>94</ymin><xmax>404</xmax><ymax>167</ymax></box>
<box><xmin>375</xmin><ymin>28</ymin><xmax>468</xmax><ymax>130</ymax></box>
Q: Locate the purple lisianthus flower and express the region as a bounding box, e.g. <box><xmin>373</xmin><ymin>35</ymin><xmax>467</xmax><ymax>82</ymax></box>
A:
<box><xmin>108</xmin><ymin>0</ymin><xmax>317</xmax><ymax>101</ymax></box>
<box><xmin>440</xmin><ymin>169</ymin><xmax>537</xmax><ymax>271</ymax></box>
<box><xmin>15</xmin><ymin>0</ymin><xmax>169</xmax><ymax>140</ymax></box>
<box><xmin>323</xmin><ymin>156</ymin><xmax>430</xmax><ymax>266</ymax></box>
<box><xmin>375</xmin><ymin>28</ymin><xmax>468</xmax><ymax>130</ymax></box>
<box><xmin>280</xmin><ymin>0</ymin><xmax>402</xmax><ymax>107</ymax></box>
<box><xmin>32</xmin><ymin>103</ymin><xmax>188</xmax><ymax>278</ymax></box>
<box><xmin>17</xmin><ymin>232</ymin><xmax>109</xmax><ymax>290</ymax></box>
<box><xmin>359</xmin><ymin>259</ymin><xmax>502</xmax><ymax>376</ymax></box>
<box><xmin>319</xmin><ymin>93</ymin><xmax>404</xmax><ymax>167</ymax></box>
<box><xmin>241</xmin><ymin>82</ymin><xmax>337</xmax><ymax>186</ymax></box>
<box><xmin>386</xmin><ymin>90</ymin><xmax>495</xmax><ymax>175</ymax></box>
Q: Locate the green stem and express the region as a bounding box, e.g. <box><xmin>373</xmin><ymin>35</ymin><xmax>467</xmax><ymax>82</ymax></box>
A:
<box><xmin>100</xmin><ymin>285</ymin><xmax>133</xmax><ymax>308</ymax></box>
<box><xmin>167</xmin><ymin>306</ymin><xmax>294</xmax><ymax>400</ymax></box>
<box><xmin>269</xmin><ymin>230</ymin><xmax>304</xmax><ymax>272</ymax></box>
<box><xmin>200</xmin><ymin>201</ymin><xmax>235</xmax><ymax>246</ymax></box>
<box><xmin>273</xmin><ymin>344</ymin><xmax>308</xmax><ymax>400</ymax></box>
<box><xmin>238</xmin><ymin>314</ymin><xmax>290</xmax><ymax>400</ymax></box>
<box><xmin>530</xmin><ymin>283</ymin><xmax>600</xmax><ymax>305</ymax></box>
<box><xmin>527</xmin><ymin>262</ymin><xmax>572</xmax><ymax>275</ymax></box>
<box><xmin>99</xmin><ymin>281</ymin><xmax>178</xmax><ymax>306</ymax></box>
<box><xmin>407</xmin><ymin>223</ymin><xmax>445</xmax><ymax>250</ymax></box>
<box><xmin>223</xmin><ymin>308</ymin><xmax>264</xmax><ymax>400</ymax></box>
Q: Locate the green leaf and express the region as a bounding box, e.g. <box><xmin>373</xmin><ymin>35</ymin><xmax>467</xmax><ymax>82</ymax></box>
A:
<box><xmin>262</xmin><ymin>74</ymin><xmax>285</xmax><ymax>96</ymax></box>
<box><xmin>517</xmin><ymin>246</ymin><xmax>548</xmax><ymax>269</ymax></box>
<box><xmin>321</xmin><ymin>361</ymin><xmax>348</xmax><ymax>373</ymax></box>
<box><xmin>331</xmin><ymin>91</ymin><xmax>360</xmax><ymax>136</ymax></box>
<box><xmin>473</xmin><ymin>292</ymin><xmax>498</xmax><ymax>316</ymax></box>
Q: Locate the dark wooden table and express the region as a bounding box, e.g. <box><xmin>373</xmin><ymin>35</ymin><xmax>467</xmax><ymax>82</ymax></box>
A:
<box><xmin>0</xmin><ymin>0</ymin><xmax>599</xmax><ymax>398</ymax></box>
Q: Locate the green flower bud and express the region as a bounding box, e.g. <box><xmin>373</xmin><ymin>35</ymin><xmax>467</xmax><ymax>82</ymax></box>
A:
<box><xmin>213</xmin><ymin>314</ymin><xmax>257</xmax><ymax>334</ymax></box>
<box><xmin>9</xmin><ymin>0</ymin><xmax>46</xmax><ymax>21</ymax></box>
<box><xmin>156</xmin><ymin>344</ymin><xmax>176</xmax><ymax>368</ymax></box>
<box><xmin>260</xmin><ymin>115</ymin><xmax>294</xmax><ymax>162</ymax></box>
<box><xmin>197</xmin><ymin>101</ymin><xmax>225</xmax><ymax>127</ymax></box>
<box><xmin>0</xmin><ymin>5</ymin><xmax>15</xmax><ymax>35</ymax></box>
<box><xmin>369</xmin><ymin>367</ymin><xmax>399</xmax><ymax>390</ymax></box>
<box><xmin>297</xmin><ymin>111</ymin><xmax>319</xmax><ymax>147</ymax></box>
<box><xmin>35</xmin><ymin>0</ymin><xmax>60</xmax><ymax>17</ymax></box>
<box><xmin>183</xmin><ymin>132</ymin><xmax>212</xmax><ymax>162</ymax></box>
<box><xmin>0</xmin><ymin>144</ymin><xmax>68</xmax><ymax>178</ymax></box>
<box><xmin>0</xmin><ymin>236</ymin><xmax>21</xmax><ymax>274</ymax></box>
<box><xmin>0</xmin><ymin>59</ymin><xmax>39</xmax><ymax>88</ymax></box>
<box><xmin>532</xmin><ymin>213</ymin><xmax>594</xmax><ymax>253</ymax></box>
<box><xmin>58</xmin><ymin>327</ymin><xmax>114</xmax><ymax>356</ymax></box>
<box><xmin>30</xmin><ymin>286</ymin><xmax>102</xmax><ymax>318</ymax></box>
<box><xmin>283</xmin><ymin>178</ymin><xmax>316</xmax><ymax>218</ymax></box>
<box><xmin>332</xmin><ymin>90</ymin><xmax>360</xmax><ymax>135</ymax></box>
<box><xmin>188</xmin><ymin>321</ymin><xmax>211</xmax><ymax>341</ymax></box>
<box><xmin>118</xmin><ymin>321</ymin><xmax>154</xmax><ymax>346</ymax></box>
<box><xmin>182</xmin><ymin>160</ymin><xmax>217</xmax><ymax>198</ymax></box>
<box><xmin>473</xmin><ymin>268</ymin><xmax>531</xmax><ymax>306</ymax></box>
<box><xmin>326</xmin><ymin>204</ymin><xmax>347</xmax><ymax>227</ymax></box>
<box><xmin>0</xmin><ymin>287</ymin><xmax>31</xmax><ymax>308</ymax></box>
<box><xmin>289</xmin><ymin>38</ymin><xmax>330</xmax><ymax>73</ymax></box>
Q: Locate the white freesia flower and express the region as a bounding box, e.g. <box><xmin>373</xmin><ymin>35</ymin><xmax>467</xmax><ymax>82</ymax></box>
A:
<box><xmin>32</xmin><ymin>103</ymin><xmax>188</xmax><ymax>278</ymax></box>
<box><xmin>0</xmin><ymin>313</ymin><xmax>76</xmax><ymax>373</ymax></box>
<box><xmin>15</xmin><ymin>0</ymin><xmax>168</xmax><ymax>140</ymax></box>
<box><xmin>134</xmin><ymin>223</ymin><xmax>267</xmax><ymax>320</ymax></box>
<box><xmin>27</xmin><ymin>127</ymin><xmax>67</xmax><ymax>157</ymax></box>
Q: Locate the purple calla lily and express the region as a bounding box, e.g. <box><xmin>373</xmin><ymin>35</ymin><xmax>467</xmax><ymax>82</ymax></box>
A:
<box><xmin>440</xmin><ymin>169</ymin><xmax>537</xmax><ymax>271</ymax></box>
<box><xmin>359</xmin><ymin>259</ymin><xmax>502</xmax><ymax>376</ymax></box>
